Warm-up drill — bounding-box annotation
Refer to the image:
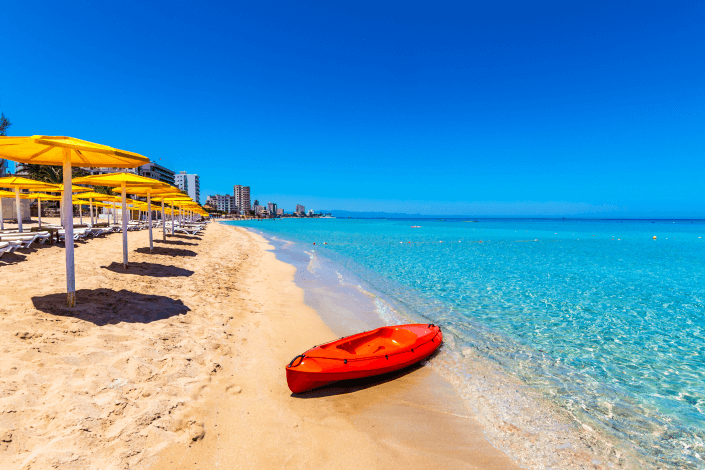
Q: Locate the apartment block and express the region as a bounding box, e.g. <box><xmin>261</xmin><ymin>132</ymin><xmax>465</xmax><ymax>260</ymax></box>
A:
<box><xmin>176</xmin><ymin>171</ymin><xmax>200</xmax><ymax>203</ymax></box>
<box><xmin>206</xmin><ymin>194</ymin><xmax>236</xmax><ymax>213</ymax></box>
<box><xmin>295</xmin><ymin>204</ymin><xmax>305</xmax><ymax>214</ymax></box>
<box><xmin>233</xmin><ymin>185</ymin><xmax>251</xmax><ymax>214</ymax></box>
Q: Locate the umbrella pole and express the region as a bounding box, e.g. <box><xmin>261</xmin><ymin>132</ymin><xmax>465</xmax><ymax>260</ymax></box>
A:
<box><xmin>147</xmin><ymin>191</ymin><xmax>153</xmax><ymax>251</ymax></box>
<box><xmin>38</xmin><ymin>199</ymin><xmax>42</xmax><ymax>228</ymax></box>
<box><xmin>113</xmin><ymin>202</ymin><xmax>117</xmax><ymax>225</ymax></box>
<box><xmin>89</xmin><ymin>199</ymin><xmax>94</xmax><ymax>226</ymax></box>
<box><xmin>0</xmin><ymin>196</ymin><xmax>4</xmax><ymax>230</ymax></box>
<box><xmin>15</xmin><ymin>187</ymin><xmax>22</xmax><ymax>233</ymax></box>
<box><xmin>121</xmin><ymin>182</ymin><xmax>128</xmax><ymax>269</ymax></box>
<box><xmin>161</xmin><ymin>203</ymin><xmax>166</xmax><ymax>241</ymax></box>
<box><xmin>62</xmin><ymin>148</ymin><xmax>76</xmax><ymax>307</ymax></box>
<box><xmin>79</xmin><ymin>204</ymin><xmax>83</xmax><ymax>225</ymax></box>
<box><xmin>171</xmin><ymin>202</ymin><xmax>175</xmax><ymax>235</ymax></box>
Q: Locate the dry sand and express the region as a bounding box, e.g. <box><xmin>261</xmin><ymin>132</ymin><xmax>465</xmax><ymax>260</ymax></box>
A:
<box><xmin>0</xmin><ymin>219</ymin><xmax>518</xmax><ymax>469</ymax></box>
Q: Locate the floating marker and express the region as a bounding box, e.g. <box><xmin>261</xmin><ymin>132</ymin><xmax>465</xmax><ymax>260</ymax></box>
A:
<box><xmin>653</xmin><ymin>236</ymin><xmax>657</xmax><ymax>239</ymax></box>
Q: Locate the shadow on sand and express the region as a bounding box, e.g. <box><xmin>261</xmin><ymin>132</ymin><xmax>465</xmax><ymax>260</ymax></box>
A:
<box><xmin>101</xmin><ymin>261</ymin><xmax>194</xmax><ymax>277</ymax></box>
<box><xmin>32</xmin><ymin>288</ymin><xmax>191</xmax><ymax>325</ymax></box>
<box><xmin>155</xmin><ymin>239</ymin><xmax>197</xmax><ymax>247</ymax></box>
<box><xmin>289</xmin><ymin>353</ymin><xmax>440</xmax><ymax>398</ymax></box>
<box><xmin>167</xmin><ymin>234</ymin><xmax>202</xmax><ymax>241</ymax></box>
<box><xmin>0</xmin><ymin>251</ymin><xmax>28</xmax><ymax>265</ymax></box>
<box><xmin>134</xmin><ymin>247</ymin><xmax>197</xmax><ymax>257</ymax></box>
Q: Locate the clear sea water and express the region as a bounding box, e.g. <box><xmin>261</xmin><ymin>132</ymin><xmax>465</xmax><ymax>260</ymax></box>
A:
<box><xmin>225</xmin><ymin>218</ymin><xmax>705</xmax><ymax>468</ymax></box>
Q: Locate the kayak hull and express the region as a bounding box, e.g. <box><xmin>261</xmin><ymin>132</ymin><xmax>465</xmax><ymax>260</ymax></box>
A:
<box><xmin>286</xmin><ymin>324</ymin><xmax>442</xmax><ymax>393</ymax></box>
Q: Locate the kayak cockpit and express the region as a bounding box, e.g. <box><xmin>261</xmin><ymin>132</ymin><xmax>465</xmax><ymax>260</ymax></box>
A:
<box><xmin>323</xmin><ymin>327</ymin><xmax>418</xmax><ymax>356</ymax></box>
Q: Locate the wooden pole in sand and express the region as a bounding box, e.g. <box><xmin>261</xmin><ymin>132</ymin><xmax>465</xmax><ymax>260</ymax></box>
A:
<box><xmin>62</xmin><ymin>148</ymin><xmax>76</xmax><ymax>307</ymax></box>
<box><xmin>121</xmin><ymin>182</ymin><xmax>128</xmax><ymax>268</ymax></box>
<box><xmin>171</xmin><ymin>202</ymin><xmax>175</xmax><ymax>235</ymax></box>
<box><xmin>161</xmin><ymin>202</ymin><xmax>166</xmax><ymax>241</ymax></box>
<box><xmin>0</xmin><ymin>197</ymin><xmax>4</xmax><ymax>230</ymax></box>
<box><xmin>14</xmin><ymin>187</ymin><xmax>23</xmax><ymax>233</ymax></box>
<box><xmin>147</xmin><ymin>190</ymin><xmax>153</xmax><ymax>251</ymax></box>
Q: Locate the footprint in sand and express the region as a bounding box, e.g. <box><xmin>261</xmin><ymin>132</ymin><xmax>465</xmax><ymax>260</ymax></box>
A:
<box><xmin>226</xmin><ymin>385</ymin><xmax>242</xmax><ymax>395</ymax></box>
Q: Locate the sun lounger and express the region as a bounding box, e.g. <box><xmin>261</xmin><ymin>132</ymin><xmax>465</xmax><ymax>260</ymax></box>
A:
<box><xmin>0</xmin><ymin>234</ymin><xmax>40</xmax><ymax>249</ymax></box>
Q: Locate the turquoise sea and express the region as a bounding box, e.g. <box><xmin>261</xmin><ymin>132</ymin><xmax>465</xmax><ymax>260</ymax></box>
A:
<box><xmin>225</xmin><ymin>218</ymin><xmax>705</xmax><ymax>468</ymax></box>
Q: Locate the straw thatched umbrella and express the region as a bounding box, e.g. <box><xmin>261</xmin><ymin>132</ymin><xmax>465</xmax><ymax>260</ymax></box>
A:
<box><xmin>0</xmin><ymin>136</ymin><xmax>148</xmax><ymax>306</ymax></box>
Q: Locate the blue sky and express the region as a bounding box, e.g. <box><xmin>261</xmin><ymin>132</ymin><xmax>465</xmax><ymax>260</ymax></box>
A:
<box><xmin>1</xmin><ymin>1</ymin><xmax>704</xmax><ymax>216</ymax></box>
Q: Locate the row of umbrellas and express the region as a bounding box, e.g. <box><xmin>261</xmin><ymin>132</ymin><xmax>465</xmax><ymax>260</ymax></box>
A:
<box><xmin>0</xmin><ymin>136</ymin><xmax>208</xmax><ymax>306</ymax></box>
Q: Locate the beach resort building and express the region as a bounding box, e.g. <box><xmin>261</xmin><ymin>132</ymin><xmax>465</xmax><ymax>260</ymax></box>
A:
<box><xmin>295</xmin><ymin>204</ymin><xmax>305</xmax><ymax>215</ymax></box>
<box><xmin>267</xmin><ymin>202</ymin><xmax>277</xmax><ymax>217</ymax></box>
<box><xmin>206</xmin><ymin>194</ymin><xmax>236</xmax><ymax>213</ymax></box>
<box><xmin>233</xmin><ymin>185</ymin><xmax>250</xmax><ymax>215</ymax></box>
<box><xmin>276</xmin><ymin>208</ymin><xmax>284</xmax><ymax>216</ymax></box>
<box><xmin>137</xmin><ymin>161</ymin><xmax>176</xmax><ymax>186</ymax></box>
<box><xmin>175</xmin><ymin>171</ymin><xmax>201</xmax><ymax>203</ymax></box>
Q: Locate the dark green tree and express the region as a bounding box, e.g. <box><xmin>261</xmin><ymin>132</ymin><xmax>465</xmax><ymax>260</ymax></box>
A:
<box><xmin>0</xmin><ymin>112</ymin><xmax>10</xmax><ymax>136</ymax></box>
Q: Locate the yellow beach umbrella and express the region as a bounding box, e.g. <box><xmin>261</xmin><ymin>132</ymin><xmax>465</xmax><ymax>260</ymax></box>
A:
<box><xmin>24</xmin><ymin>192</ymin><xmax>63</xmax><ymax>227</ymax></box>
<box><xmin>54</xmin><ymin>184</ymin><xmax>92</xmax><ymax>193</ymax></box>
<box><xmin>109</xmin><ymin>184</ymin><xmax>179</xmax><ymax>251</ymax></box>
<box><xmin>74</xmin><ymin>191</ymin><xmax>119</xmax><ymax>226</ymax></box>
<box><xmin>0</xmin><ymin>176</ymin><xmax>60</xmax><ymax>232</ymax></box>
<box><xmin>0</xmin><ymin>136</ymin><xmax>148</xmax><ymax>307</ymax></box>
<box><xmin>152</xmin><ymin>195</ymin><xmax>192</xmax><ymax>236</ymax></box>
<box><xmin>73</xmin><ymin>172</ymin><xmax>167</xmax><ymax>265</ymax></box>
<box><xmin>119</xmin><ymin>187</ymin><xmax>185</xmax><ymax>242</ymax></box>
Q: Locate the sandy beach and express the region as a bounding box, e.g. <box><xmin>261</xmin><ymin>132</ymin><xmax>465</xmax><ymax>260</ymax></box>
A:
<box><xmin>0</xmin><ymin>219</ymin><xmax>519</xmax><ymax>469</ymax></box>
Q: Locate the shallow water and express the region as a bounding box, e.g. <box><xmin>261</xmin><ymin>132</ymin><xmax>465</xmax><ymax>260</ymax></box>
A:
<box><xmin>226</xmin><ymin>218</ymin><xmax>705</xmax><ymax>468</ymax></box>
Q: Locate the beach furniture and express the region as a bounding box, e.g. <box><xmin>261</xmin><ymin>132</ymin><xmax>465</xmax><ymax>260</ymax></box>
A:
<box><xmin>286</xmin><ymin>324</ymin><xmax>443</xmax><ymax>393</ymax></box>
<box><xmin>0</xmin><ymin>177</ymin><xmax>60</xmax><ymax>233</ymax></box>
<box><xmin>0</xmin><ymin>241</ymin><xmax>10</xmax><ymax>257</ymax></box>
<box><xmin>0</xmin><ymin>136</ymin><xmax>149</xmax><ymax>306</ymax></box>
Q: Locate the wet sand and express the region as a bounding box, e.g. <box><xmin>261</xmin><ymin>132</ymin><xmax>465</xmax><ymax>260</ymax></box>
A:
<box><xmin>0</xmin><ymin>219</ymin><xmax>518</xmax><ymax>469</ymax></box>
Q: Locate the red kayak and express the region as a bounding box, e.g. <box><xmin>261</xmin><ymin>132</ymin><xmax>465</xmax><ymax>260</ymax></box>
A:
<box><xmin>286</xmin><ymin>323</ymin><xmax>442</xmax><ymax>393</ymax></box>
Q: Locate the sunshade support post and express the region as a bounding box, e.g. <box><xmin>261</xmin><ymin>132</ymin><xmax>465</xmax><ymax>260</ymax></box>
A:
<box><xmin>79</xmin><ymin>202</ymin><xmax>83</xmax><ymax>225</ymax></box>
<box><xmin>37</xmin><ymin>198</ymin><xmax>42</xmax><ymax>227</ymax></box>
<box><xmin>171</xmin><ymin>202</ymin><xmax>175</xmax><ymax>235</ymax></box>
<box><xmin>121</xmin><ymin>182</ymin><xmax>128</xmax><ymax>269</ymax></box>
<box><xmin>161</xmin><ymin>203</ymin><xmax>166</xmax><ymax>241</ymax></box>
<box><xmin>147</xmin><ymin>190</ymin><xmax>153</xmax><ymax>251</ymax></box>
<box><xmin>62</xmin><ymin>148</ymin><xmax>76</xmax><ymax>307</ymax></box>
<box><xmin>14</xmin><ymin>187</ymin><xmax>22</xmax><ymax>233</ymax></box>
<box><xmin>0</xmin><ymin>196</ymin><xmax>4</xmax><ymax>230</ymax></box>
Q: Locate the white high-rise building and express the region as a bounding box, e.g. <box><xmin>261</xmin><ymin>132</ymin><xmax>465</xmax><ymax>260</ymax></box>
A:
<box><xmin>233</xmin><ymin>185</ymin><xmax>251</xmax><ymax>215</ymax></box>
<box><xmin>206</xmin><ymin>194</ymin><xmax>236</xmax><ymax>213</ymax></box>
<box><xmin>176</xmin><ymin>171</ymin><xmax>200</xmax><ymax>203</ymax></box>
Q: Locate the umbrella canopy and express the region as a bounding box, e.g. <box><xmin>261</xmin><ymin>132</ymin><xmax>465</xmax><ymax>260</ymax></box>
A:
<box><xmin>99</xmin><ymin>178</ymin><xmax>180</xmax><ymax>251</ymax></box>
<box><xmin>0</xmin><ymin>136</ymin><xmax>148</xmax><ymax>307</ymax></box>
<box><xmin>0</xmin><ymin>176</ymin><xmax>61</xmax><ymax>191</ymax></box>
<box><xmin>54</xmin><ymin>184</ymin><xmax>92</xmax><ymax>193</ymax></box>
<box><xmin>73</xmin><ymin>172</ymin><xmax>166</xmax><ymax>263</ymax></box>
<box><xmin>73</xmin><ymin>191</ymin><xmax>120</xmax><ymax>200</ymax></box>
<box><xmin>0</xmin><ymin>176</ymin><xmax>61</xmax><ymax>232</ymax></box>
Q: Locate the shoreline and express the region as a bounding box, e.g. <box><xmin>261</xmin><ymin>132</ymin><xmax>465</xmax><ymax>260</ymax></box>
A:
<box><xmin>231</xmin><ymin>222</ymin><xmax>643</xmax><ymax>470</ymax></box>
<box><xmin>150</xmin><ymin>224</ymin><xmax>520</xmax><ymax>469</ymax></box>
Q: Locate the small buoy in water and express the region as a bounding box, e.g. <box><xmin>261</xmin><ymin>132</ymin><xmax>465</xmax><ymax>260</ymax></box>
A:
<box><xmin>652</xmin><ymin>236</ymin><xmax>657</xmax><ymax>239</ymax></box>
<box><xmin>313</xmin><ymin>242</ymin><xmax>316</xmax><ymax>245</ymax></box>
<box><xmin>324</xmin><ymin>242</ymin><xmax>327</xmax><ymax>244</ymax></box>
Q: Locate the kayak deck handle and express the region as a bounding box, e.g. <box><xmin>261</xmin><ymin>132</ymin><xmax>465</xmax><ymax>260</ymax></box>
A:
<box><xmin>288</xmin><ymin>354</ymin><xmax>305</xmax><ymax>368</ymax></box>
